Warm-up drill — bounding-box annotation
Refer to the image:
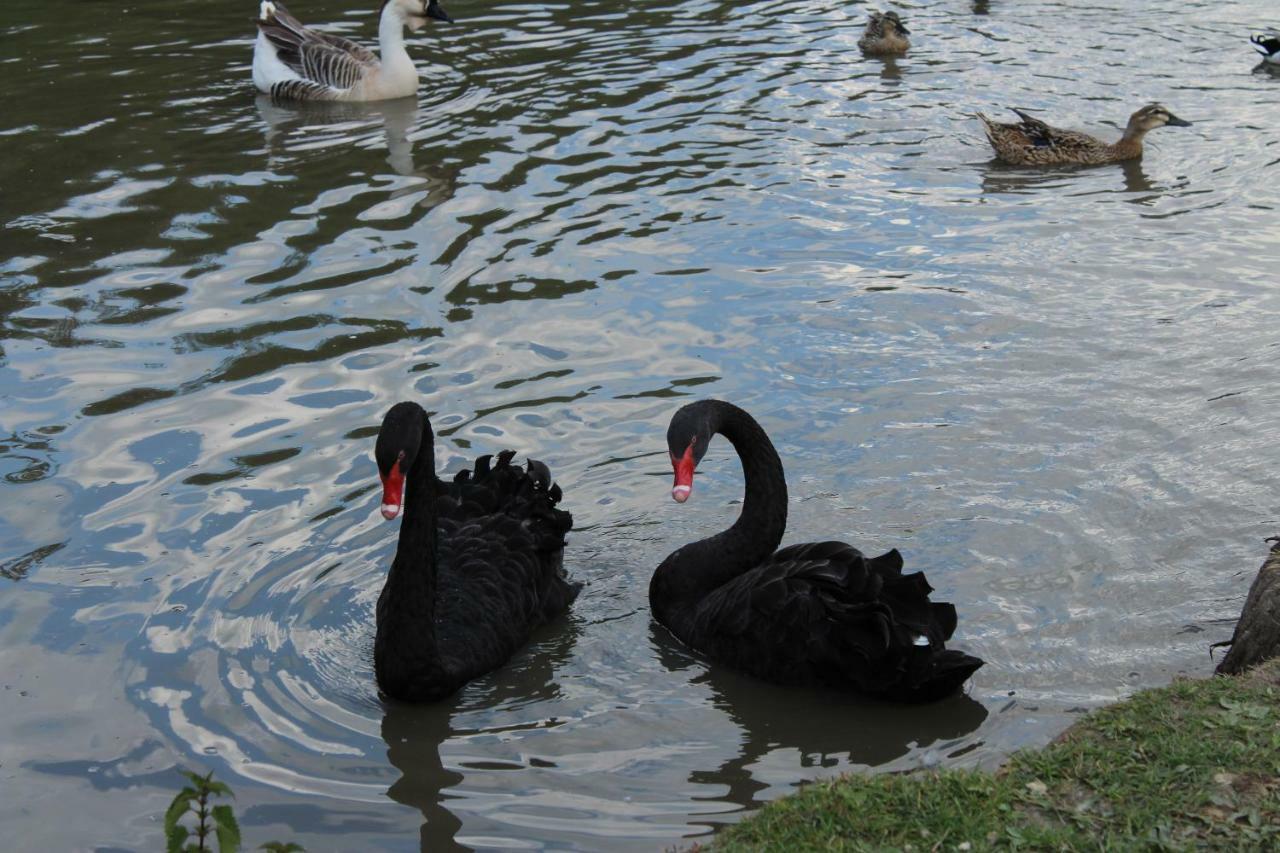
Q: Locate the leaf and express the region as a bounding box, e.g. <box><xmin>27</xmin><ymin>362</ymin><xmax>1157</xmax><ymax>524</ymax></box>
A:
<box><xmin>206</xmin><ymin>779</ymin><xmax>236</xmax><ymax>799</ymax></box>
<box><xmin>166</xmin><ymin>825</ymin><xmax>190</xmax><ymax>853</ymax></box>
<box><xmin>180</xmin><ymin>770</ymin><xmax>210</xmax><ymax>788</ymax></box>
<box><xmin>165</xmin><ymin>787</ymin><xmax>199</xmax><ymax>847</ymax></box>
<box><xmin>211</xmin><ymin>803</ymin><xmax>242</xmax><ymax>853</ymax></box>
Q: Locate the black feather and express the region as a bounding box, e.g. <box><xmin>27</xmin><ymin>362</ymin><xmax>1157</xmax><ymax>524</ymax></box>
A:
<box><xmin>651</xmin><ymin>400</ymin><xmax>983</xmax><ymax>702</ymax></box>
<box><xmin>373</xmin><ymin>402</ymin><xmax>577</xmax><ymax>702</ymax></box>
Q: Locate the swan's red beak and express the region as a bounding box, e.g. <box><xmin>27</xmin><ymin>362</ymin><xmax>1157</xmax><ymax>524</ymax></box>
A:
<box><xmin>380</xmin><ymin>460</ymin><xmax>405</xmax><ymax>520</ymax></box>
<box><xmin>671</xmin><ymin>446</ymin><xmax>695</xmax><ymax>503</ymax></box>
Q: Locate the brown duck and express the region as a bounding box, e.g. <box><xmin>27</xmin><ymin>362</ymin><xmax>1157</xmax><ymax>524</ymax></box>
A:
<box><xmin>858</xmin><ymin>11</ymin><xmax>910</xmax><ymax>55</ymax></box>
<box><xmin>977</xmin><ymin>104</ymin><xmax>1191</xmax><ymax>166</ymax></box>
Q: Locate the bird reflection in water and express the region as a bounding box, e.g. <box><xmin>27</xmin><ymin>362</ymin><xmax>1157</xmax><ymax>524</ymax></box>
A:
<box><xmin>650</xmin><ymin>625</ymin><xmax>988</xmax><ymax>821</ymax></box>
<box><xmin>977</xmin><ymin>157</ymin><xmax>1156</xmax><ymax>197</ymax></box>
<box><xmin>379</xmin><ymin>617</ymin><xmax>581</xmax><ymax>851</ymax></box>
<box><xmin>253</xmin><ymin>94</ymin><xmax>458</xmax><ymax>204</ymax></box>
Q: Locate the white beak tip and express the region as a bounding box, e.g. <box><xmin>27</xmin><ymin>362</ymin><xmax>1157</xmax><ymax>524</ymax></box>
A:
<box><xmin>381</xmin><ymin>504</ymin><xmax>401</xmax><ymax>520</ymax></box>
<box><xmin>671</xmin><ymin>486</ymin><xmax>691</xmax><ymax>503</ymax></box>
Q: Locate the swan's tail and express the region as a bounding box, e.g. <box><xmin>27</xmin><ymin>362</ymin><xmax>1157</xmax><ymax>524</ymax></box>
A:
<box><xmin>447</xmin><ymin>449</ymin><xmax>573</xmax><ymax>553</ymax></box>
<box><xmin>888</xmin><ymin>649</ymin><xmax>985</xmax><ymax>703</ymax></box>
<box><xmin>856</xmin><ymin>551</ymin><xmax>985</xmax><ymax>701</ymax></box>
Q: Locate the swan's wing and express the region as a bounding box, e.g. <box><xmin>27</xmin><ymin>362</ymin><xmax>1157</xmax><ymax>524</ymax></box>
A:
<box><xmin>686</xmin><ymin>543</ymin><xmax>971</xmax><ymax>695</ymax></box>
<box><xmin>428</xmin><ymin>451</ymin><xmax>577</xmax><ymax>675</ymax></box>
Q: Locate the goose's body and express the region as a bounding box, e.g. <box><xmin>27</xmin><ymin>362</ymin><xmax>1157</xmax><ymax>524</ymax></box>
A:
<box><xmin>858</xmin><ymin>10</ymin><xmax>910</xmax><ymax>55</ymax></box>
<box><xmin>1252</xmin><ymin>33</ymin><xmax>1280</xmax><ymax>65</ymax></box>
<box><xmin>651</xmin><ymin>400</ymin><xmax>983</xmax><ymax>702</ymax></box>
<box><xmin>374</xmin><ymin>402</ymin><xmax>578</xmax><ymax>702</ymax></box>
<box><xmin>253</xmin><ymin>0</ymin><xmax>451</xmax><ymax>102</ymax></box>
<box><xmin>977</xmin><ymin>104</ymin><xmax>1191</xmax><ymax>166</ymax></box>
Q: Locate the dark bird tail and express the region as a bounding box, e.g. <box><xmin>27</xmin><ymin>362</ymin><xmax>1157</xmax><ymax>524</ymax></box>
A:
<box><xmin>891</xmin><ymin>649</ymin><xmax>985</xmax><ymax>703</ymax></box>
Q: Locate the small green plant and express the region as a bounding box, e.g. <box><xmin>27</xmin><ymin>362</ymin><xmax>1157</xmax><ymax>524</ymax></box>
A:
<box><xmin>165</xmin><ymin>770</ymin><xmax>241</xmax><ymax>853</ymax></box>
<box><xmin>164</xmin><ymin>769</ymin><xmax>303</xmax><ymax>853</ymax></box>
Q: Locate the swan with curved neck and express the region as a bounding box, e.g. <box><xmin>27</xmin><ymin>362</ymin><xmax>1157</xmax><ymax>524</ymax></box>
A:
<box><xmin>253</xmin><ymin>0</ymin><xmax>452</xmax><ymax>102</ymax></box>
<box><xmin>373</xmin><ymin>401</ymin><xmax>578</xmax><ymax>702</ymax></box>
<box><xmin>651</xmin><ymin>400</ymin><xmax>983</xmax><ymax>702</ymax></box>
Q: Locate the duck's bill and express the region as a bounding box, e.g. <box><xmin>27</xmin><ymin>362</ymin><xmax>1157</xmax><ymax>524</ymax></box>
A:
<box><xmin>426</xmin><ymin>0</ymin><xmax>452</xmax><ymax>23</ymax></box>
<box><xmin>1166</xmin><ymin>114</ymin><xmax>1192</xmax><ymax>127</ymax></box>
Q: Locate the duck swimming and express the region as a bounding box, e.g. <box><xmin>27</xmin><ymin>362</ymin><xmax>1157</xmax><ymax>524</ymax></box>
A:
<box><xmin>977</xmin><ymin>104</ymin><xmax>1191</xmax><ymax>167</ymax></box>
<box><xmin>253</xmin><ymin>0</ymin><xmax>452</xmax><ymax>102</ymax></box>
<box><xmin>858</xmin><ymin>10</ymin><xmax>910</xmax><ymax>55</ymax></box>
<box><xmin>1251</xmin><ymin>33</ymin><xmax>1280</xmax><ymax>65</ymax></box>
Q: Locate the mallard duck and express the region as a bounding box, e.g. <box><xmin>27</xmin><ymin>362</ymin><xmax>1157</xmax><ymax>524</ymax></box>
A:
<box><xmin>253</xmin><ymin>0</ymin><xmax>452</xmax><ymax>102</ymax></box>
<box><xmin>977</xmin><ymin>104</ymin><xmax>1192</xmax><ymax>167</ymax></box>
<box><xmin>858</xmin><ymin>10</ymin><xmax>910</xmax><ymax>55</ymax></box>
<box><xmin>1251</xmin><ymin>33</ymin><xmax>1280</xmax><ymax>65</ymax></box>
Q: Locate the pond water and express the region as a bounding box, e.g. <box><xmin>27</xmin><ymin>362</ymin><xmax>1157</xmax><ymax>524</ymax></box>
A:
<box><xmin>4</xmin><ymin>0</ymin><xmax>1280</xmax><ymax>848</ymax></box>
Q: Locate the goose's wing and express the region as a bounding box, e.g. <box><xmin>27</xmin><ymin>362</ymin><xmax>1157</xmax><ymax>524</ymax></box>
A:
<box><xmin>431</xmin><ymin>451</ymin><xmax>577</xmax><ymax>675</ymax></box>
<box><xmin>687</xmin><ymin>543</ymin><xmax>979</xmax><ymax>699</ymax></box>
<box><xmin>257</xmin><ymin>1</ymin><xmax>377</xmax><ymax>93</ymax></box>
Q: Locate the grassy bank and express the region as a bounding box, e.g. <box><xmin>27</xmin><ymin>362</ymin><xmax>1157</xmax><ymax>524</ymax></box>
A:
<box><xmin>717</xmin><ymin>661</ymin><xmax>1280</xmax><ymax>850</ymax></box>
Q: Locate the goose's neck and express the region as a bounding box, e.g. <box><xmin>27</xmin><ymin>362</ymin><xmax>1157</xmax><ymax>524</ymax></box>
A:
<box><xmin>377</xmin><ymin>5</ymin><xmax>415</xmax><ymax>74</ymax></box>
<box><xmin>655</xmin><ymin>403</ymin><xmax>788</xmax><ymax>610</ymax></box>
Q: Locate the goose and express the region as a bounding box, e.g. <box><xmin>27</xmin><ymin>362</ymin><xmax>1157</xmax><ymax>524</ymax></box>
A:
<box><xmin>977</xmin><ymin>104</ymin><xmax>1192</xmax><ymax>167</ymax></box>
<box><xmin>650</xmin><ymin>400</ymin><xmax>983</xmax><ymax>702</ymax></box>
<box><xmin>253</xmin><ymin>0</ymin><xmax>451</xmax><ymax>102</ymax></box>
<box><xmin>859</xmin><ymin>10</ymin><xmax>910</xmax><ymax>55</ymax></box>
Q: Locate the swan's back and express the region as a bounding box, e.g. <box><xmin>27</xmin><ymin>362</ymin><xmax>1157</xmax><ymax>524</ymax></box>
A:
<box><xmin>427</xmin><ymin>451</ymin><xmax>577</xmax><ymax>677</ymax></box>
<box><xmin>679</xmin><ymin>542</ymin><xmax>982</xmax><ymax>701</ymax></box>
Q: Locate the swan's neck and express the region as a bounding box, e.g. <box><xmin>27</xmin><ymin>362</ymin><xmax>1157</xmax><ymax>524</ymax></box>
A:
<box><xmin>377</xmin><ymin>4</ymin><xmax>416</xmax><ymax>81</ymax></box>
<box><xmin>719</xmin><ymin>404</ymin><xmax>788</xmax><ymax>558</ymax></box>
<box><xmin>375</xmin><ymin>413</ymin><xmax>450</xmax><ymax>697</ymax></box>
<box><xmin>654</xmin><ymin>403</ymin><xmax>788</xmax><ymax>612</ymax></box>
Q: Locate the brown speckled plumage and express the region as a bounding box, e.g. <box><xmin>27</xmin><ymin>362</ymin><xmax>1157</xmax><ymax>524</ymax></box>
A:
<box><xmin>978</xmin><ymin>104</ymin><xmax>1192</xmax><ymax>166</ymax></box>
<box><xmin>858</xmin><ymin>11</ymin><xmax>910</xmax><ymax>55</ymax></box>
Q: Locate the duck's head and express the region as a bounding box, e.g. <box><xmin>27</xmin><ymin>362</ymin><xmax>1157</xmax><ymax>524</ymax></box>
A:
<box><xmin>666</xmin><ymin>402</ymin><xmax>716</xmax><ymax>503</ymax></box>
<box><xmin>881</xmin><ymin>10</ymin><xmax>909</xmax><ymax>35</ymax></box>
<box><xmin>385</xmin><ymin>0</ymin><xmax>453</xmax><ymax>31</ymax></box>
<box><xmin>1128</xmin><ymin>103</ymin><xmax>1191</xmax><ymax>132</ymax></box>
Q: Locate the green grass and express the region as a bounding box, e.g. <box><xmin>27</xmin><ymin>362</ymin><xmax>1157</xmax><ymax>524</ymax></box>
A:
<box><xmin>716</xmin><ymin>662</ymin><xmax>1280</xmax><ymax>851</ymax></box>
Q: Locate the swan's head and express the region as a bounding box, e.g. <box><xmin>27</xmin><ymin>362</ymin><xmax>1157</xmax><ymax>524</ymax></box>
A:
<box><xmin>666</xmin><ymin>402</ymin><xmax>715</xmax><ymax>503</ymax></box>
<box><xmin>1127</xmin><ymin>104</ymin><xmax>1191</xmax><ymax>133</ymax></box>
<box><xmin>375</xmin><ymin>401</ymin><xmax>426</xmax><ymax>520</ymax></box>
<box><xmin>385</xmin><ymin>0</ymin><xmax>453</xmax><ymax>31</ymax></box>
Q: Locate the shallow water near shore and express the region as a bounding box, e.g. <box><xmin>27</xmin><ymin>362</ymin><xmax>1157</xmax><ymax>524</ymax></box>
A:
<box><xmin>3</xmin><ymin>0</ymin><xmax>1280</xmax><ymax>849</ymax></box>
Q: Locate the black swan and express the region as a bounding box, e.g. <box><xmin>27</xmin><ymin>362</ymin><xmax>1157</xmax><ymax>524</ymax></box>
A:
<box><xmin>650</xmin><ymin>399</ymin><xmax>983</xmax><ymax>702</ymax></box>
<box><xmin>373</xmin><ymin>401</ymin><xmax>578</xmax><ymax>702</ymax></box>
